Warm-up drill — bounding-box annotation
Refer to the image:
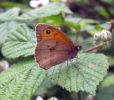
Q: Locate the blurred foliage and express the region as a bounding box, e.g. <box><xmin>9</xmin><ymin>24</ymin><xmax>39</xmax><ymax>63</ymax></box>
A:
<box><xmin>0</xmin><ymin>1</ymin><xmax>29</xmax><ymax>8</ymax></box>
<box><xmin>95</xmin><ymin>85</ymin><xmax>114</xmax><ymax>100</ymax></box>
<box><xmin>0</xmin><ymin>0</ymin><xmax>114</xmax><ymax>100</ymax></box>
<box><xmin>101</xmin><ymin>74</ymin><xmax>114</xmax><ymax>87</ymax></box>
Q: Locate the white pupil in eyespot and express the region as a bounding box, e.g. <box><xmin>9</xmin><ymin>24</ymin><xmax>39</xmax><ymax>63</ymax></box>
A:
<box><xmin>46</xmin><ymin>30</ymin><xmax>51</xmax><ymax>34</ymax></box>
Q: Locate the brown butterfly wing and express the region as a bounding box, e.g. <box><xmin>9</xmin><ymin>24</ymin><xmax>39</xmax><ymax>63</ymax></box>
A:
<box><xmin>35</xmin><ymin>40</ymin><xmax>72</xmax><ymax>69</ymax></box>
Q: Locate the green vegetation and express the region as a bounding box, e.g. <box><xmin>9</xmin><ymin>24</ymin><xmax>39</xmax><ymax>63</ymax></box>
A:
<box><xmin>0</xmin><ymin>0</ymin><xmax>114</xmax><ymax>100</ymax></box>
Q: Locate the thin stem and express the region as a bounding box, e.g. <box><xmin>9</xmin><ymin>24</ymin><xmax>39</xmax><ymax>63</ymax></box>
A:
<box><xmin>77</xmin><ymin>91</ymin><xmax>81</xmax><ymax>100</ymax></box>
<box><xmin>84</xmin><ymin>42</ymin><xmax>105</xmax><ymax>52</ymax></box>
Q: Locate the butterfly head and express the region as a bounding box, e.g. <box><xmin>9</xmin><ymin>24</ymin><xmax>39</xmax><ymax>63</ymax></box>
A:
<box><xmin>75</xmin><ymin>44</ymin><xmax>82</xmax><ymax>51</ymax></box>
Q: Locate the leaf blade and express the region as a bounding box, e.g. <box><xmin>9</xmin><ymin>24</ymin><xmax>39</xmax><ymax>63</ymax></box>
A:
<box><xmin>0</xmin><ymin>21</ymin><xmax>19</xmax><ymax>47</ymax></box>
<box><xmin>0</xmin><ymin>7</ymin><xmax>20</xmax><ymax>22</ymax></box>
<box><xmin>2</xmin><ymin>24</ymin><xmax>35</xmax><ymax>58</ymax></box>
<box><xmin>17</xmin><ymin>3</ymin><xmax>69</xmax><ymax>21</ymax></box>
<box><xmin>0</xmin><ymin>58</ymin><xmax>46</xmax><ymax>100</ymax></box>
<box><xmin>47</xmin><ymin>53</ymin><xmax>109</xmax><ymax>95</ymax></box>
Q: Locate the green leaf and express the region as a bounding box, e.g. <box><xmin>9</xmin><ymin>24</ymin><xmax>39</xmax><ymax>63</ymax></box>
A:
<box><xmin>0</xmin><ymin>1</ymin><xmax>29</xmax><ymax>8</ymax></box>
<box><xmin>65</xmin><ymin>17</ymin><xmax>98</xmax><ymax>34</ymax></box>
<box><xmin>101</xmin><ymin>0</ymin><xmax>114</xmax><ymax>4</ymax></box>
<box><xmin>2</xmin><ymin>24</ymin><xmax>35</xmax><ymax>58</ymax></box>
<box><xmin>108</xmin><ymin>55</ymin><xmax>114</xmax><ymax>65</ymax></box>
<box><xmin>65</xmin><ymin>17</ymin><xmax>98</xmax><ymax>26</ymax></box>
<box><xmin>101</xmin><ymin>74</ymin><xmax>114</xmax><ymax>87</ymax></box>
<box><xmin>95</xmin><ymin>85</ymin><xmax>114</xmax><ymax>100</ymax></box>
<box><xmin>0</xmin><ymin>58</ymin><xmax>46</xmax><ymax>100</ymax></box>
<box><xmin>47</xmin><ymin>53</ymin><xmax>109</xmax><ymax>95</ymax></box>
<box><xmin>0</xmin><ymin>7</ymin><xmax>20</xmax><ymax>22</ymax></box>
<box><xmin>0</xmin><ymin>21</ymin><xmax>19</xmax><ymax>47</ymax></box>
<box><xmin>35</xmin><ymin>78</ymin><xmax>54</xmax><ymax>96</ymax></box>
<box><xmin>17</xmin><ymin>3</ymin><xmax>69</xmax><ymax>21</ymax></box>
<box><xmin>39</xmin><ymin>14</ymin><xmax>64</xmax><ymax>26</ymax></box>
<box><xmin>78</xmin><ymin>37</ymin><xmax>93</xmax><ymax>49</ymax></box>
<box><xmin>96</xmin><ymin>7</ymin><xmax>109</xmax><ymax>17</ymax></box>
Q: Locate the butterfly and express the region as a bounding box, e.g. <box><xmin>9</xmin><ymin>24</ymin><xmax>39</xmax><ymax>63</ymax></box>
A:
<box><xmin>34</xmin><ymin>24</ymin><xmax>81</xmax><ymax>70</ymax></box>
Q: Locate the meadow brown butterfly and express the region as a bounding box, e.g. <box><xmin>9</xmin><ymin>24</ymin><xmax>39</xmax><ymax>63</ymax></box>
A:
<box><xmin>35</xmin><ymin>24</ymin><xmax>81</xmax><ymax>70</ymax></box>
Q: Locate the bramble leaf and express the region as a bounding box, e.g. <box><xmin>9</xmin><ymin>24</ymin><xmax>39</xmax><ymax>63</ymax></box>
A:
<box><xmin>0</xmin><ymin>58</ymin><xmax>46</xmax><ymax>100</ymax></box>
<box><xmin>0</xmin><ymin>21</ymin><xmax>19</xmax><ymax>47</ymax></box>
<box><xmin>0</xmin><ymin>7</ymin><xmax>20</xmax><ymax>22</ymax></box>
<box><xmin>17</xmin><ymin>3</ymin><xmax>70</xmax><ymax>21</ymax></box>
<box><xmin>47</xmin><ymin>53</ymin><xmax>109</xmax><ymax>95</ymax></box>
<box><xmin>2</xmin><ymin>24</ymin><xmax>35</xmax><ymax>58</ymax></box>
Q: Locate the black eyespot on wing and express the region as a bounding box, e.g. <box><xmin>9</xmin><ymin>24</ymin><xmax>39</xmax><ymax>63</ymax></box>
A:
<box><xmin>46</xmin><ymin>30</ymin><xmax>51</xmax><ymax>34</ymax></box>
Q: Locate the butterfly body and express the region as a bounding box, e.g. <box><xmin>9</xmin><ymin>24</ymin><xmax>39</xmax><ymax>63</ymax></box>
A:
<box><xmin>35</xmin><ymin>24</ymin><xmax>81</xmax><ymax>69</ymax></box>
